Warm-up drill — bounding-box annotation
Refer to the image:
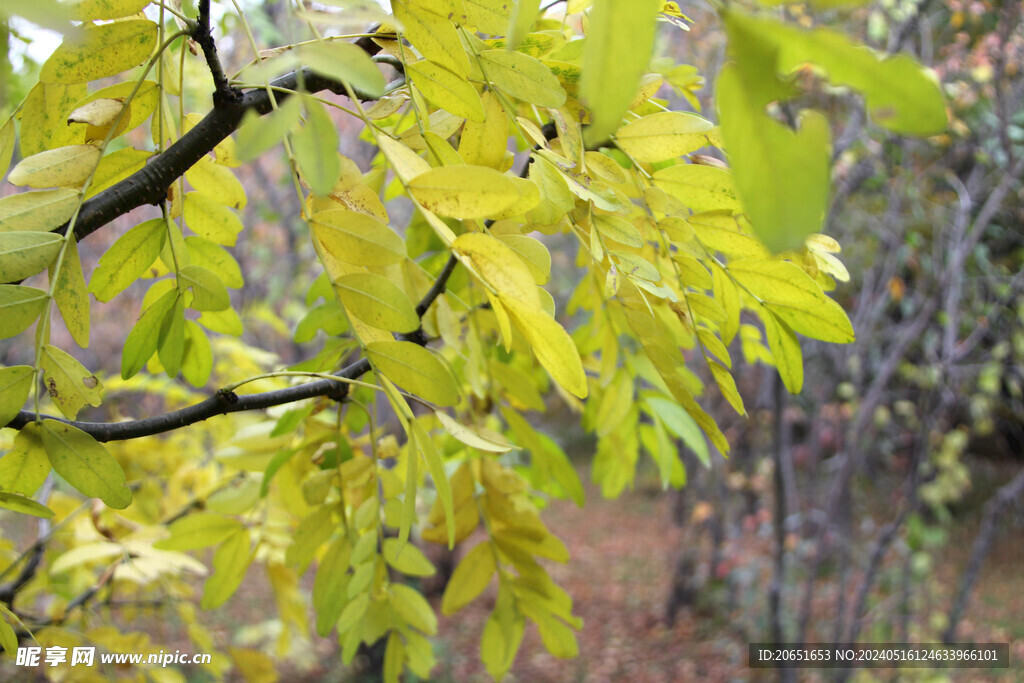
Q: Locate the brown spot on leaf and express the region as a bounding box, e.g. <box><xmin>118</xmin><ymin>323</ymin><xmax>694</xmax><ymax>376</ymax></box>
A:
<box><xmin>47</xmin><ymin>378</ymin><xmax>58</xmax><ymax>398</ymax></box>
<box><xmin>83</xmin><ymin>375</ymin><xmax>99</xmax><ymax>389</ymax></box>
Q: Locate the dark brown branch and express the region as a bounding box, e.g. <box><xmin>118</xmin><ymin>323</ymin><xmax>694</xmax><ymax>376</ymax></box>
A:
<box><xmin>194</xmin><ymin>0</ymin><xmax>240</xmax><ymax>107</ymax></box>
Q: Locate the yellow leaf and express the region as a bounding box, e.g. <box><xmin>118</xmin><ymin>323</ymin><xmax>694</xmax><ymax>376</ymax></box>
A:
<box><xmin>442</xmin><ymin>541</ymin><xmax>495</xmax><ymax>614</ymax></box>
<box><xmin>202</xmin><ymin>529</ymin><xmax>253</xmax><ymax>609</ymax></box>
<box><xmin>0</xmin><ymin>189</ymin><xmax>81</xmax><ymax>232</ymax></box>
<box><xmin>154</xmin><ymin>512</ymin><xmax>244</xmax><ymax>551</ymax></box>
<box><xmin>333</xmin><ymin>272</ymin><xmax>419</xmax><ymax>333</ymax></box>
<box><xmin>52</xmin><ymin>237</ymin><xmax>90</xmax><ymax>347</ymax></box>
<box><xmin>615</xmin><ymin>111</ymin><xmax>715</xmax><ymax>162</ymax></box>
<box><xmin>435</xmin><ymin>410</ymin><xmax>513</xmax><ymax>452</ymax></box>
<box><xmin>760</xmin><ymin>308</ymin><xmax>803</xmax><ymax>393</ymax></box>
<box><xmin>185</xmin><ymin>156</ymin><xmax>247</xmax><ymax>209</ymax></box>
<box><xmin>452</xmin><ymin>232</ymin><xmax>538</xmax><ymax>307</ymax></box>
<box><xmin>458</xmin><ymin>91</ymin><xmax>508</xmax><ymax>169</ymax></box>
<box><xmin>367</xmin><ymin>341</ymin><xmax>459</xmax><ymax>406</ymax></box>
<box><xmin>184</xmin><ymin>192</ymin><xmax>244</xmax><ymax>246</ymax></box>
<box><xmin>383</xmin><ymin>538</ymin><xmax>436</xmax><ymax>576</ymax></box>
<box><xmin>18</xmin><ymin>83</ymin><xmax>87</xmax><ymax>157</ymax></box>
<box><xmin>71</xmin><ymin>0</ymin><xmax>150</xmax><ymax>21</ymax></box>
<box><xmin>688</xmin><ymin>211</ymin><xmax>768</xmax><ymax>258</ymax></box>
<box><xmin>85</xmin><ymin>148</ymin><xmax>152</xmax><ymax>198</ymax></box>
<box><xmin>8</xmin><ymin>144</ymin><xmax>101</xmax><ymax>188</ymax></box>
<box><xmin>408</xmin><ymin>60</ymin><xmax>485</xmax><ymax>122</ymax></box>
<box><xmin>393</xmin><ymin>0</ymin><xmax>470</xmax><ymax>77</ymax></box>
<box><xmin>311</xmin><ymin>208</ymin><xmax>407</xmax><ymax>267</ymax></box>
<box><xmin>408</xmin><ymin>165</ymin><xmax>520</xmax><ymax>219</ymax></box>
<box><xmin>505</xmin><ymin>302</ymin><xmax>588</xmax><ymax>399</ymax></box>
<box><xmin>40</xmin><ymin>19</ymin><xmax>157</xmax><ymax>84</ymax></box>
<box><xmin>653</xmin><ymin>164</ymin><xmax>743</xmax><ymax>213</ymax></box>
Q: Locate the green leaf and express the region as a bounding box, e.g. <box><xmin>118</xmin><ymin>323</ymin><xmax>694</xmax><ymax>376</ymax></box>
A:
<box><xmin>0</xmin><ymin>492</ymin><xmax>55</xmax><ymax>518</ymax></box>
<box><xmin>0</xmin><ymin>231</ymin><xmax>63</xmax><ymax>282</ymax></box>
<box><xmin>442</xmin><ymin>541</ymin><xmax>496</xmax><ymax>615</ymax></box>
<box><xmin>0</xmin><ymin>189</ymin><xmax>81</xmax><ymax>232</ymax></box>
<box><xmin>40</xmin><ymin>19</ymin><xmax>157</xmax><ymax>84</ymax></box>
<box><xmin>154</xmin><ymin>512</ymin><xmax>244</xmax><ymax>551</ymax></box>
<box><xmin>39</xmin><ymin>344</ymin><xmax>102</xmax><ymax>419</ymax></box>
<box><xmin>201</xmin><ymin>528</ymin><xmax>253</xmax><ymax>609</ymax></box>
<box><xmin>367</xmin><ymin>341</ymin><xmax>459</xmax><ymax>406</ymax></box>
<box><xmin>299</xmin><ymin>41</ymin><xmax>386</xmax><ymax>98</ymax></box>
<box><xmin>333</xmin><ymin>273</ymin><xmax>419</xmax><ymax>333</ymax></box>
<box><xmin>644</xmin><ymin>395</ymin><xmax>709</xmax><ymax>467</ymax></box>
<box><xmin>0</xmin><ymin>422</ymin><xmax>51</xmax><ymax>496</ymax></box>
<box><xmin>52</xmin><ymin>237</ymin><xmax>90</xmax><ymax>347</ymax></box>
<box><xmin>121</xmin><ymin>289</ymin><xmax>177</xmax><ymax>379</ymax></box>
<box><xmin>179</xmin><ymin>265</ymin><xmax>230</xmax><ymax>311</ymax></box>
<box><xmin>382</xmin><ymin>538</ymin><xmax>436</xmax><ymax>577</ymax></box>
<box><xmin>157</xmin><ymin>295</ymin><xmax>186</xmax><ymax>377</ymax></box>
<box><xmin>408</xmin><ymin>60</ymin><xmax>485</xmax><ymax>122</ymax></box>
<box><xmin>235</xmin><ymin>96</ymin><xmax>301</xmax><ymax>163</ymax></box>
<box><xmin>311</xmin><ymin>209</ymin><xmax>407</xmax><ymax>267</ymax></box>
<box><xmin>580</xmin><ymin>0</ymin><xmax>661</xmax><ymax>144</ymax></box>
<box><xmin>478</xmin><ymin>50</ymin><xmax>566</xmax><ymax>108</ymax></box>
<box><xmin>0</xmin><ymin>286</ymin><xmax>48</xmax><ymax>339</ymax></box>
<box><xmin>0</xmin><ymin>366</ymin><xmax>34</xmax><ymax>428</ymax></box>
<box><xmin>292</xmin><ymin>96</ymin><xmax>341</xmax><ymax>196</ymax></box>
<box><xmin>409</xmin><ymin>165</ymin><xmax>521</xmax><ymax>219</ymax></box>
<box><xmin>286</xmin><ymin>504</ymin><xmax>335</xmax><ymax>574</ymax></box>
<box><xmin>615</xmin><ymin>111</ymin><xmax>715</xmax><ymax>163</ymax></box>
<box><xmin>184</xmin><ymin>192</ymin><xmax>244</xmax><ymax>246</ymax></box>
<box><xmin>41</xmin><ymin>420</ymin><xmax>132</xmax><ymax>509</ymax></box>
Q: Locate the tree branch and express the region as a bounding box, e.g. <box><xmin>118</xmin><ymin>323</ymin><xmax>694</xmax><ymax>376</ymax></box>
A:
<box><xmin>193</xmin><ymin>0</ymin><xmax>240</xmax><ymax>107</ymax></box>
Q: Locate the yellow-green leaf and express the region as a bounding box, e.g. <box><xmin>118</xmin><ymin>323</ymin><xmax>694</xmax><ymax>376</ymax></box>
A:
<box><xmin>479</xmin><ymin>50</ymin><xmax>566</xmax><ymax>108</ymax></box>
<box><xmin>88</xmin><ymin>218</ymin><xmax>164</xmax><ymax>302</ymax></box>
<box><xmin>85</xmin><ymin>148</ymin><xmax>152</xmax><ymax>198</ymax></box>
<box><xmin>411</xmin><ymin>418</ymin><xmax>456</xmax><ymax>548</ymax></box>
<box><xmin>390</xmin><ymin>582</ymin><xmax>438</xmax><ymax>635</ymax></box>
<box><xmin>313</xmin><ymin>536</ymin><xmax>352</xmax><ymax>636</ymax></box>
<box><xmin>408</xmin><ymin>60</ymin><xmax>485</xmax><ymax>122</ymax></box>
<box><xmin>0</xmin><ymin>492</ymin><xmax>54</xmax><ymax>518</ymax></box>
<box><xmin>0</xmin><ymin>118</ymin><xmax>14</xmax><ymax>176</ymax></box>
<box><xmin>728</xmin><ymin>259</ymin><xmax>854</xmax><ymax>343</ymax></box>
<box><xmin>52</xmin><ymin>236</ymin><xmax>90</xmax><ymax>347</ymax></box>
<box><xmin>0</xmin><ymin>189</ymin><xmax>81</xmax><ymax>232</ymax></box>
<box><xmin>506</xmin><ymin>0</ymin><xmax>541</xmax><ymax>51</ymax></box>
<box><xmin>383</xmin><ymin>538</ymin><xmax>436</xmax><ymax>577</ymax></box>
<box><xmin>292</xmin><ymin>96</ymin><xmax>341</xmax><ymax>196</ymax></box>
<box><xmin>367</xmin><ymin>341</ymin><xmax>459</xmax><ymax>406</ymax></box>
<box><xmin>235</xmin><ymin>96</ymin><xmax>301</xmax><ymax>163</ymax></box>
<box><xmin>41</xmin><ymin>420</ymin><xmax>131</xmax><ymax>508</ymax></box>
<box><xmin>615</xmin><ymin>111</ymin><xmax>715</xmax><ymax>162</ymax></box>
<box><xmin>155</xmin><ymin>512</ymin><xmax>244</xmax><ymax>551</ymax></box>
<box><xmin>761</xmin><ymin>308</ymin><xmax>803</xmax><ymax>393</ymax></box>
<box><xmin>334</xmin><ymin>272</ymin><xmax>419</xmax><ymax>333</ymax></box>
<box><xmin>185</xmin><ymin>236</ymin><xmax>243</xmax><ymax>288</ymax></box>
<box><xmin>593</xmin><ymin>213</ymin><xmax>644</xmax><ymax>248</ymax></box>
<box><xmin>453</xmin><ymin>231</ymin><xmax>539</xmax><ymax>307</ymax></box>
<box><xmin>311</xmin><ymin>209</ymin><xmax>407</xmax><ymax>267</ymax></box>
<box><xmin>180</xmin><ymin>265</ymin><xmax>230</xmax><ymax>312</ymax></box>
<box><xmin>40</xmin><ymin>19</ymin><xmax>157</xmax><ymax>84</ymax></box>
<box><xmin>71</xmin><ymin>0</ymin><xmax>151</xmax><ymax>21</ymax></box>
<box><xmin>0</xmin><ymin>365</ymin><xmax>33</xmax><ymax>427</ymax></box>
<box><xmin>580</xmin><ymin>0</ymin><xmax>660</xmax><ymax>144</ymax></box>
<box><xmin>409</xmin><ymin>165</ymin><xmax>520</xmax><ymax>219</ymax></box>
<box><xmin>121</xmin><ymin>289</ymin><xmax>177</xmax><ymax>379</ymax></box>
<box><xmin>458</xmin><ymin>91</ymin><xmax>508</xmax><ymax>169</ymax></box>
<box><xmin>18</xmin><ymin>83</ymin><xmax>87</xmax><ymax>158</ymax></box>
<box><xmin>0</xmin><ymin>422</ymin><xmax>50</xmax><ymax>496</ymax></box>
<box><xmin>39</xmin><ymin>344</ymin><xmax>102</xmax><ymax>419</ymax></box>
<box><xmin>299</xmin><ymin>41</ymin><xmax>386</xmax><ymax>98</ymax></box>
<box><xmin>8</xmin><ymin>145</ymin><xmax>101</xmax><ymax>188</ymax></box>
<box><xmin>0</xmin><ymin>231</ymin><xmax>62</xmax><ymax>282</ymax></box>
<box><xmin>442</xmin><ymin>541</ymin><xmax>495</xmax><ymax>614</ymax></box>
<box><xmin>201</xmin><ymin>528</ymin><xmax>252</xmax><ymax>609</ymax></box>
<box><xmin>0</xmin><ymin>286</ymin><xmax>48</xmax><ymax>339</ymax></box>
